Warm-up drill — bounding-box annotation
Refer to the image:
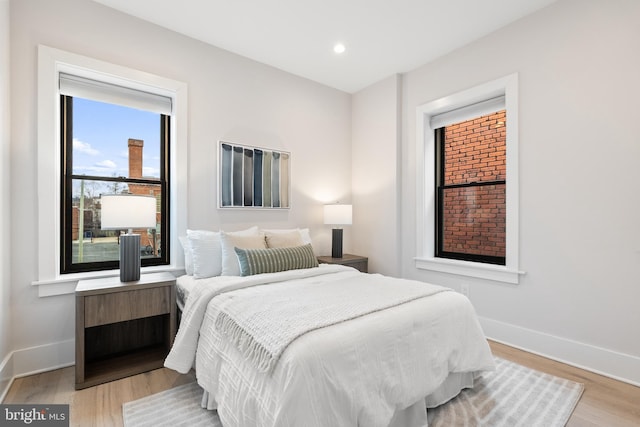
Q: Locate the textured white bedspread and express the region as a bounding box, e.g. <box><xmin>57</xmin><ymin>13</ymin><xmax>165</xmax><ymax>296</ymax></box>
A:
<box><xmin>165</xmin><ymin>265</ymin><xmax>495</xmax><ymax>427</ymax></box>
<box><xmin>213</xmin><ymin>271</ymin><xmax>449</xmax><ymax>373</ymax></box>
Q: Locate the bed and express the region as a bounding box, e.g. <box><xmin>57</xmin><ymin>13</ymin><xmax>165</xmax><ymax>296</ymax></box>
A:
<box><xmin>167</xmin><ymin>228</ymin><xmax>495</xmax><ymax>426</ymax></box>
<box><xmin>165</xmin><ymin>265</ymin><xmax>494</xmax><ymax>427</ymax></box>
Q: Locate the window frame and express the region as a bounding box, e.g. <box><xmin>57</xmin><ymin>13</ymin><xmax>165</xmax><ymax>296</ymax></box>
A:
<box><xmin>35</xmin><ymin>45</ymin><xmax>188</xmax><ymax>296</ymax></box>
<box><xmin>415</xmin><ymin>74</ymin><xmax>523</xmax><ymax>284</ymax></box>
<box><xmin>59</xmin><ymin>95</ymin><xmax>171</xmax><ymax>274</ymax></box>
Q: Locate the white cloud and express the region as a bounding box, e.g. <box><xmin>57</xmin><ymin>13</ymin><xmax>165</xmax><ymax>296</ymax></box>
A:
<box><xmin>73</xmin><ymin>138</ymin><xmax>99</xmax><ymax>156</ymax></box>
<box><xmin>95</xmin><ymin>160</ymin><xmax>117</xmax><ymax>169</ymax></box>
<box><xmin>73</xmin><ymin>160</ymin><xmax>121</xmax><ymax>176</ymax></box>
<box><xmin>142</xmin><ymin>166</ymin><xmax>160</xmax><ymax>178</ymax></box>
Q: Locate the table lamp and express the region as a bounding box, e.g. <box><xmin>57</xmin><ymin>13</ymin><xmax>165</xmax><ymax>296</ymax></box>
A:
<box><xmin>101</xmin><ymin>194</ymin><xmax>156</xmax><ymax>282</ymax></box>
<box><xmin>324</xmin><ymin>204</ymin><xmax>352</xmax><ymax>258</ymax></box>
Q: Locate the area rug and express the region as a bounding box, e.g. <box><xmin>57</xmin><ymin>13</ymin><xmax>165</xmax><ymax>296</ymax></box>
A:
<box><xmin>123</xmin><ymin>357</ymin><xmax>583</xmax><ymax>427</ymax></box>
<box><xmin>427</xmin><ymin>357</ymin><xmax>584</xmax><ymax>426</ymax></box>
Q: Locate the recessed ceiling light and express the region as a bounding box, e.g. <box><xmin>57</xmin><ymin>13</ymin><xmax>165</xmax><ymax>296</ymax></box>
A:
<box><xmin>333</xmin><ymin>43</ymin><xmax>346</xmax><ymax>54</ymax></box>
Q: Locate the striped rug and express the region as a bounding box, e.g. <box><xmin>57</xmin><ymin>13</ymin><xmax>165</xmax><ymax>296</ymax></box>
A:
<box><xmin>427</xmin><ymin>357</ymin><xmax>584</xmax><ymax>426</ymax></box>
<box><xmin>123</xmin><ymin>357</ymin><xmax>583</xmax><ymax>427</ymax></box>
<box><xmin>123</xmin><ymin>381</ymin><xmax>221</xmax><ymax>427</ymax></box>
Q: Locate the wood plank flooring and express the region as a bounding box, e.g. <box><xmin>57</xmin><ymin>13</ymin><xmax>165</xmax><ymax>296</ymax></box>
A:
<box><xmin>2</xmin><ymin>365</ymin><xmax>195</xmax><ymax>427</ymax></box>
<box><xmin>3</xmin><ymin>340</ymin><xmax>639</xmax><ymax>426</ymax></box>
<box><xmin>490</xmin><ymin>341</ymin><xmax>640</xmax><ymax>427</ymax></box>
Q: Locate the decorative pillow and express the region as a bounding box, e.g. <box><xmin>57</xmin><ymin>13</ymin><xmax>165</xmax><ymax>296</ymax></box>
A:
<box><xmin>265</xmin><ymin>230</ymin><xmax>304</xmax><ymax>248</ymax></box>
<box><xmin>234</xmin><ymin>244</ymin><xmax>319</xmax><ymax>276</ymax></box>
<box><xmin>178</xmin><ymin>236</ymin><xmax>194</xmax><ymax>275</ymax></box>
<box><xmin>187</xmin><ymin>229</ymin><xmax>222</xmax><ymax>279</ymax></box>
<box><xmin>261</xmin><ymin>228</ymin><xmax>312</xmax><ymax>245</ymax></box>
<box><xmin>220</xmin><ymin>231</ymin><xmax>267</xmax><ymax>276</ymax></box>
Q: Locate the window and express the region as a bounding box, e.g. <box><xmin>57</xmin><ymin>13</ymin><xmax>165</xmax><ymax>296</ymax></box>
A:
<box><xmin>36</xmin><ymin>45</ymin><xmax>188</xmax><ymax>294</ymax></box>
<box><xmin>434</xmin><ymin>108</ymin><xmax>506</xmax><ymax>265</ymax></box>
<box><xmin>415</xmin><ymin>74</ymin><xmax>522</xmax><ymax>284</ymax></box>
<box><xmin>60</xmin><ymin>82</ymin><xmax>171</xmax><ymax>273</ymax></box>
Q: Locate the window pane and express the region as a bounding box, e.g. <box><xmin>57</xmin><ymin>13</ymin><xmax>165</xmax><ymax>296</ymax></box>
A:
<box><xmin>61</xmin><ymin>90</ymin><xmax>170</xmax><ymax>275</ymax></box>
<box><xmin>72</xmin><ymin>97</ymin><xmax>161</xmax><ymax>180</ymax></box>
<box><xmin>441</xmin><ymin>184</ymin><xmax>506</xmax><ymax>259</ymax></box>
<box><xmin>71</xmin><ymin>179</ymin><xmax>162</xmax><ymax>265</ymax></box>
<box><xmin>444</xmin><ymin>110</ymin><xmax>506</xmax><ymax>185</ymax></box>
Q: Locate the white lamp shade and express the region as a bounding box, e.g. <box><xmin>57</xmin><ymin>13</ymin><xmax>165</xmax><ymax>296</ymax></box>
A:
<box><xmin>324</xmin><ymin>204</ymin><xmax>352</xmax><ymax>225</ymax></box>
<box><xmin>101</xmin><ymin>194</ymin><xmax>157</xmax><ymax>230</ymax></box>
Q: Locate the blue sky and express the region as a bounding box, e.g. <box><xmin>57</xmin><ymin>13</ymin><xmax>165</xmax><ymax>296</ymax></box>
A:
<box><xmin>72</xmin><ymin>97</ymin><xmax>161</xmax><ymax>179</ymax></box>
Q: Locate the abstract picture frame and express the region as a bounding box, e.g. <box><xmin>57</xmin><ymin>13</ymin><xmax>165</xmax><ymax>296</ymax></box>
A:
<box><xmin>218</xmin><ymin>141</ymin><xmax>291</xmax><ymax>209</ymax></box>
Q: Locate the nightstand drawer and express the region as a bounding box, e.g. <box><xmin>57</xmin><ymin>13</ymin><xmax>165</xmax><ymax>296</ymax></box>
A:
<box><xmin>84</xmin><ymin>286</ymin><xmax>171</xmax><ymax>327</ymax></box>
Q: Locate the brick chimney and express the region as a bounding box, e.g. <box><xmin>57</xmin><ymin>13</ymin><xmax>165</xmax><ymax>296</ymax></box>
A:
<box><xmin>128</xmin><ymin>138</ymin><xmax>143</xmax><ymax>179</ymax></box>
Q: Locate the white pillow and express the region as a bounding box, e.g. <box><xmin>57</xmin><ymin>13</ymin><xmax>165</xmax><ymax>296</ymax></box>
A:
<box><xmin>299</xmin><ymin>228</ymin><xmax>312</xmax><ymax>245</ymax></box>
<box><xmin>262</xmin><ymin>228</ymin><xmax>312</xmax><ymax>245</ymax></box>
<box><xmin>264</xmin><ymin>230</ymin><xmax>304</xmax><ymax>248</ymax></box>
<box><xmin>187</xmin><ymin>229</ymin><xmax>221</xmax><ymax>279</ymax></box>
<box><xmin>188</xmin><ymin>226</ymin><xmax>259</xmax><ymax>279</ymax></box>
<box><xmin>220</xmin><ymin>231</ymin><xmax>266</xmax><ymax>276</ymax></box>
<box><xmin>178</xmin><ymin>236</ymin><xmax>193</xmax><ymax>275</ymax></box>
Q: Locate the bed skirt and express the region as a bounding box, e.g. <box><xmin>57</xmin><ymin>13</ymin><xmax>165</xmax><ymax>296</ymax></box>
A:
<box><xmin>200</xmin><ymin>370</ymin><xmax>479</xmax><ymax>427</ymax></box>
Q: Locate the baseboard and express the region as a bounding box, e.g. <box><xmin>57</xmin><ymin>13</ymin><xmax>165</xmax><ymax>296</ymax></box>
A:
<box><xmin>480</xmin><ymin>316</ymin><xmax>640</xmax><ymax>387</ymax></box>
<box><xmin>3</xmin><ymin>322</ymin><xmax>639</xmax><ymax>400</ymax></box>
<box><xmin>0</xmin><ymin>351</ymin><xmax>14</xmax><ymax>402</ymax></box>
<box><xmin>0</xmin><ymin>339</ymin><xmax>75</xmax><ymax>402</ymax></box>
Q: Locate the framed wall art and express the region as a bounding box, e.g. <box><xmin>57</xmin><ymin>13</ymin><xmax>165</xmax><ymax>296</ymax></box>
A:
<box><xmin>218</xmin><ymin>141</ymin><xmax>291</xmax><ymax>209</ymax></box>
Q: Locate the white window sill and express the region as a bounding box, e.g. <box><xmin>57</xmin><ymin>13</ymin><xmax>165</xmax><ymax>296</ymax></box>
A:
<box><xmin>31</xmin><ymin>266</ymin><xmax>185</xmax><ymax>297</ymax></box>
<box><xmin>414</xmin><ymin>257</ymin><xmax>524</xmax><ymax>284</ymax></box>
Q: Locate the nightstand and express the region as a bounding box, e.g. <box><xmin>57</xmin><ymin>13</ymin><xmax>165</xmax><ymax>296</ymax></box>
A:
<box><xmin>317</xmin><ymin>254</ymin><xmax>368</xmax><ymax>273</ymax></box>
<box><xmin>75</xmin><ymin>272</ymin><xmax>176</xmax><ymax>390</ymax></box>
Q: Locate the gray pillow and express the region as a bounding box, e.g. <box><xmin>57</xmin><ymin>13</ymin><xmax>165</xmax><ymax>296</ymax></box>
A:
<box><xmin>234</xmin><ymin>244</ymin><xmax>318</xmax><ymax>276</ymax></box>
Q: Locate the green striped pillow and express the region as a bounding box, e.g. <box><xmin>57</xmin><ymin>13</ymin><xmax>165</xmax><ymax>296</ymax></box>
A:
<box><xmin>234</xmin><ymin>244</ymin><xmax>319</xmax><ymax>276</ymax></box>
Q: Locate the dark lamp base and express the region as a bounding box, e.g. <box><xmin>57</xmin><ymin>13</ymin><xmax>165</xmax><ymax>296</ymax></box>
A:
<box><xmin>331</xmin><ymin>228</ymin><xmax>343</xmax><ymax>258</ymax></box>
<box><xmin>120</xmin><ymin>233</ymin><xmax>141</xmax><ymax>282</ymax></box>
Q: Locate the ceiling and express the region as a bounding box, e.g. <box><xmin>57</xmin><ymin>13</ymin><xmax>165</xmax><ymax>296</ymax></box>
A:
<box><xmin>93</xmin><ymin>0</ymin><xmax>558</xmax><ymax>93</ymax></box>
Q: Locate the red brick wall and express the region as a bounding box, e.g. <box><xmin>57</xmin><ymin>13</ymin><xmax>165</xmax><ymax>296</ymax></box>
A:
<box><xmin>442</xmin><ymin>110</ymin><xmax>506</xmax><ymax>258</ymax></box>
<box><xmin>128</xmin><ymin>138</ymin><xmax>144</xmax><ymax>179</ymax></box>
<box><xmin>127</xmin><ymin>183</ymin><xmax>161</xmax><ymax>253</ymax></box>
<box><xmin>127</xmin><ymin>138</ymin><xmax>161</xmax><ymax>255</ymax></box>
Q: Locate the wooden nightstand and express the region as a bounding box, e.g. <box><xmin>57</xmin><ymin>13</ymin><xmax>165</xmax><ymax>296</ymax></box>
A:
<box><xmin>75</xmin><ymin>272</ymin><xmax>176</xmax><ymax>390</ymax></box>
<box><xmin>317</xmin><ymin>254</ymin><xmax>368</xmax><ymax>273</ymax></box>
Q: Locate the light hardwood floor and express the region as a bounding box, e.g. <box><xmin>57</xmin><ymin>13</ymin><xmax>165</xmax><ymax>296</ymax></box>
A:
<box><xmin>3</xmin><ymin>340</ymin><xmax>639</xmax><ymax>426</ymax></box>
<box><xmin>490</xmin><ymin>341</ymin><xmax>640</xmax><ymax>427</ymax></box>
<box><xmin>2</xmin><ymin>365</ymin><xmax>195</xmax><ymax>426</ymax></box>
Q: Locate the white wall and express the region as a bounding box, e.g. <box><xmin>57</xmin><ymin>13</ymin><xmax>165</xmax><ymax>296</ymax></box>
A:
<box><xmin>6</xmin><ymin>0</ymin><xmax>640</xmax><ymax>392</ymax></box>
<box><xmin>352</xmin><ymin>75</ymin><xmax>402</xmax><ymax>276</ymax></box>
<box><xmin>0</xmin><ymin>0</ymin><xmax>12</xmax><ymax>397</ymax></box>
<box><xmin>7</xmin><ymin>0</ymin><xmax>351</xmax><ymax>379</ymax></box>
<box><xmin>398</xmin><ymin>0</ymin><xmax>640</xmax><ymax>383</ymax></box>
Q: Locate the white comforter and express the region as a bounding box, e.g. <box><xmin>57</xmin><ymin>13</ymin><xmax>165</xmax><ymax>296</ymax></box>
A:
<box><xmin>165</xmin><ymin>265</ymin><xmax>495</xmax><ymax>427</ymax></box>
